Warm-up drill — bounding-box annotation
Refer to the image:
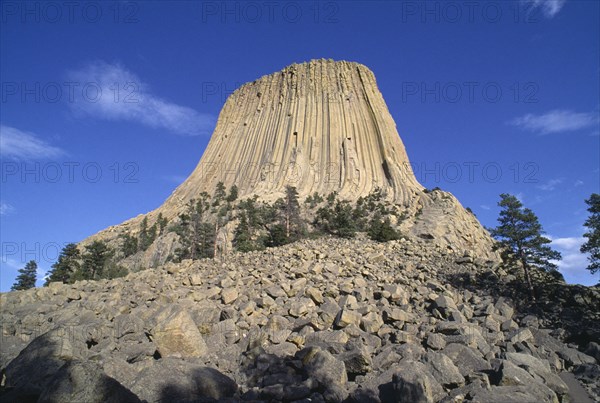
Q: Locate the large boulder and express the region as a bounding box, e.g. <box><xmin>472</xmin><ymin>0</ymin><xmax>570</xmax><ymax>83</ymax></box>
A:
<box><xmin>151</xmin><ymin>306</ymin><xmax>208</xmax><ymax>358</ymax></box>
<box><xmin>129</xmin><ymin>358</ymin><xmax>238</xmax><ymax>402</ymax></box>
<box><xmin>38</xmin><ymin>360</ymin><xmax>141</xmax><ymax>403</ymax></box>
<box><xmin>2</xmin><ymin>328</ymin><xmax>87</xmax><ymax>399</ymax></box>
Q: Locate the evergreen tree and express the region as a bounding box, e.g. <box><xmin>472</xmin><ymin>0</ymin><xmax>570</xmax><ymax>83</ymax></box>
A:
<box><xmin>315</xmin><ymin>199</ymin><xmax>357</xmax><ymax>238</ymax></box>
<box><xmin>138</xmin><ymin>217</ymin><xmax>157</xmax><ymax>251</ymax></box>
<box><xmin>81</xmin><ymin>241</ymin><xmax>113</xmax><ymax>280</ymax></box>
<box><xmin>305</xmin><ymin>192</ymin><xmax>324</xmax><ymax>209</ymax></box>
<box><xmin>233</xmin><ymin>213</ymin><xmax>260</xmax><ymax>252</ymax></box>
<box><xmin>581</xmin><ymin>193</ymin><xmax>600</xmax><ymax>274</ymax></box>
<box><xmin>352</xmin><ymin>198</ymin><xmax>370</xmax><ymax>231</ymax></box>
<box><xmin>210</xmin><ymin>183</ymin><xmax>232</xmax><ymax>257</ymax></box>
<box><xmin>120</xmin><ymin>234</ymin><xmax>138</xmax><ymax>257</ymax></box>
<box><xmin>101</xmin><ymin>262</ymin><xmax>128</xmax><ymax>280</ymax></box>
<box><xmin>198</xmin><ymin>222</ymin><xmax>216</xmax><ymax>259</ymax></box>
<box><xmin>333</xmin><ymin>200</ymin><xmax>357</xmax><ymax>238</ymax></box>
<box><xmin>266</xmin><ymin>223</ymin><xmax>288</xmax><ymax>247</ymax></box>
<box><xmin>45</xmin><ymin>243</ymin><xmax>80</xmax><ymax>285</ymax></box>
<box><xmin>233</xmin><ymin>197</ymin><xmax>273</xmax><ymax>252</ymax></box>
<box><xmin>213</xmin><ymin>182</ymin><xmax>226</xmax><ymax>206</ymax></box>
<box><xmin>368</xmin><ymin>212</ymin><xmax>401</xmax><ymax>242</ymax></box>
<box><xmin>213</xmin><ymin>204</ymin><xmax>228</xmax><ymax>258</ymax></box>
<box><xmin>156</xmin><ymin>213</ymin><xmax>168</xmax><ymax>234</ymax></box>
<box><xmin>11</xmin><ymin>260</ymin><xmax>37</xmax><ymax>290</ymax></box>
<box><xmin>282</xmin><ymin>186</ymin><xmax>302</xmax><ymax>240</ymax></box>
<box><xmin>174</xmin><ymin>196</ymin><xmax>215</xmax><ymax>261</ymax></box>
<box><xmin>226</xmin><ymin>185</ymin><xmax>239</xmax><ymax>203</ymax></box>
<box><xmin>490</xmin><ymin>194</ymin><xmax>561</xmax><ymax>300</ymax></box>
<box><xmin>326</xmin><ymin>191</ymin><xmax>338</xmax><ymax>206</ymax></box>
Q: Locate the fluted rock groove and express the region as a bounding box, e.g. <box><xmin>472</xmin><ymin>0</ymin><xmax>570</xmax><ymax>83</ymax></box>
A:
<box><xmin>87</xmin><ymin>59</ymin><xmax>497</xmax><ymax>261</ymax></box>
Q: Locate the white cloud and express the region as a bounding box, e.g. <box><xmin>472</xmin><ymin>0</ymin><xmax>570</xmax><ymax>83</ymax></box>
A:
<box><xmin>479</xmin><ymin>204</ymin><xmax>491</xmax><ymax>210</ymax></box>
<box><xmin>0</xmin><ymin>125</ymin><xmax>65</xmax><ymax>160</ymax></box>
<box><xmin>551</xmin><ymin>236</ymin><xmax>584</xmax><ymax>250</ymax></box>
<box><xmin>574</xmin><ymin>180</ymin><xmax>584</xmax><ymax>187</ymax></box>
<box><xmin>523</xmin><ymin>0</ymin><xmax>566</xmax><ymax>18</ymax></box>
<box><xmin>162</xmin><ymin>174</ymin><xmax>187</xmax><ymax>184</ymax></box>
<box><xmin>67</xmin><ymin>61</ymin><xmax>215</xmax><ymax>136</ymax></box>
<box><xmin>515</xmin><ymin>192</ymin><xmax>525</xmax><ymax>203</ymax></box>
<box><xmin>550</xmin><ymin>236</ymin><xmax>598</xmax><ymax>286</ymax></box>
<box><xmin>0</xmin><ymin>202</ymin><xmax>15</xmax><ymax>216</ymax></box>
<box><xmin>1</xmin><ymin>257</ymin><xmax>21</xmax><ymax>270</ymax></box>
<box><xmin>537</xmin><ymin>178</ymin><xmax>563</xmax><ymax>191</ymax></box>
<box><xmin>509</xmin><ymin>109</ymin><xmax>598</xmax><ymax>135</ymax></box>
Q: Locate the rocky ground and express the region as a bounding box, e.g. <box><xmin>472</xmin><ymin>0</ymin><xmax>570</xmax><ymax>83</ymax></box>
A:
<box><xmin>1</xmin><ymin>235</ymin><xmax>599</xmax><ymax>402</ymax></box>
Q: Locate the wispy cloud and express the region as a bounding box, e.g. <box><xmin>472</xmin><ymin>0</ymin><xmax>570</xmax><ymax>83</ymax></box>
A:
<box><xmin>1</xmin><ymin>257</ymin><xmax>21</xmax><ymax>270</ymax></box>
<box><xmin>0</xmin><ymin>125</ymin><xmax>66</xmax><ymax>160</ymax></box>
<box><xmin>574</xmin><ymin>180</ymin><xmax>584</xmax><ymax>187</ymax></box>
<box><xmin>162</xmin><ymin>174</ymin><xmax>187</xmax><ymax>184</ymax></box>
<box><xmin>479</xmin><ymin>205</ymin><xmax>491</xmax><ymax>211</ymax></box>
<box><xmin>515</xmin><ymin>192</ymin><xmax>525</xmax><ymax>203</ymax></box>
<box><xmin>537</xmin><ymin>178</ymin><xmax>563</xmax><ymax>191</ymax></box>
<box><xmin>523</xmin><ymin>0</ymin><xmax>566</xmax><ymax>18</ymax></box>
<box><xmin>0</xmin><ymin>202</ymin><xmax>15</xmax><ymax>216</ymax></box>
<box><xmin>550</xmin><ymin>236</ymin><xmax>598</xmax><ymax>286</ymax></box>
<box><xmin>67</xmin><ymin>61</ymin><xmax>215</xmax><ymax>136</ymax></box>
<box><xmin>509</xmin><ymin>109</ymin><xmax>598</xmax><ymax>135</ymax></box>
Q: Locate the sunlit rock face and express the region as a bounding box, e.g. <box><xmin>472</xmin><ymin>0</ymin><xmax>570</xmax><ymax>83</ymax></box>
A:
<box><xmin>86</xmin><ymin>59</ymin><xmax>498</xmax><ymax>261</ymax></box>
<box><xmin>165</xmin><ymin>59</ymin><xmax>422</xmax><ymax>207</ymax></box>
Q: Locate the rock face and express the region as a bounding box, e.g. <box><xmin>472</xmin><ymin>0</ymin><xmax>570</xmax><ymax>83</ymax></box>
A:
<box><xmin>1</xmin><ymin>236</ymin><xmax>598</xmax><ymax>402</ymax></box>
<box><xmin>85</xmin><ymin>59</ymin><xmax>498</xmax><ymax>262</ymax></box>
<box><xmin>169</xmin><ymin>59</ymin><xmax>421</xmax><ymax>204</ymax></box>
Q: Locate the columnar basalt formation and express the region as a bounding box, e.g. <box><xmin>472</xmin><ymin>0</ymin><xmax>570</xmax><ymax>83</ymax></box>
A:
<box><xmin>86</xmin><ymin>59</ymin><xmax>497</xmax><ymax>261</ymax></box>
<box><xmin>165</xmin><ymin>59</ymin><xmax>422</xmax><ymax>208</ymax></box>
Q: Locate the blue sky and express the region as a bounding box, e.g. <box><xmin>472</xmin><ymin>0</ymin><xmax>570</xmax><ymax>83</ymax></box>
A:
<box><xmin>1</xmin><ymin>0</ymin><xmax>598</xmax><ymax>290</ymax></box>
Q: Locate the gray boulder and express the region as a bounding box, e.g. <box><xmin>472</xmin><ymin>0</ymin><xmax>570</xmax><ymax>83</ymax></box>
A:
<box><xmin>129</xmin><ymin>358</ymin><xmax>238</xmax><ymax>402</ymax></box>
<box><xmin>3</xmin><ymin>328</ymin><xmax>87</xmax><ymax>399</ymax></box>
<box><xmin>38</xmin><ymin>360</ymin><xmax>141</xmax><ymax>403</ymax></box>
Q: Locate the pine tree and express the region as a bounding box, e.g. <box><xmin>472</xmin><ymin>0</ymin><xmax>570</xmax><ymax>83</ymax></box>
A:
<box><xmin>226</xmin><ymin>185</ymin><xmax>239</xmax><ymax>203</ymax></box>
<box><xmin>45</xmin><ymin>243</ymin><xmax>80</xmax><ymax>285</ymax></box>
<box><xmin>11</xmin><ymin>260</ymin><xmax>37</xmax><ymax>290</ymax></box>
<box><xmin>368</xmin><ymin>212</ymin><xmax>401</xmax><ymax>242</ymax></box>
<box><xmin>305</xmin><ymin>192</ymin><xmax>324</xmax><ymax>209</ymax></box>
<box><xmin>120</xmin><ymin>234</ymin><xmax>138</xmax><ymax>257</ymax></box>
<box><xmin>81</xmin><ymin>241</ymin><xmax>113</xmax><ymax>280</ymax></box>
<box><xmin>157</xmin><ymin>213</ymin><xmax>168</xmax><ymax>234</ymax></box>
<box><xmin>174</xmin><ymin>196</ymin><xmax>215</xmax><ymax>261</ymax></box>
<box><xmin>101</xmin><ymin>262</ymin><xmax>128</xmax><ymax>280</ymax></box>
<box><xmin>581</xmin><ymin>193</ymin><xmax>600</xmax><ymax>275</ymax></box>
<box><xmin>315</xmin><ymin>198</ymin><xmax>357</xmax><ymax>239</ymax></box>
<box><xmin>198</xmin><ymin>222</ymin><xmax>216</xmax><ymax>258</ymax></box>
<box><xmin>138</xmin><ymin>217</ymin><xmax>157</xmax><ymax>251</ymax></box>
<box><xmin>266</xmin><ymin>223</ymin><xmax>288</xmax><ymax>247</ymax></box>
<box><xmin>211</xmin><ymin>183</ymin><xmax>231</xmax><ymax>257</ymax></box>
<box><xmin>213</xmin><ymin>182</ymin><xmax>226</xmax><ymax>206</ymax></box>
<box><xmin>233</xmin><ymin>213</ymin><xmax>259</xmax><ymax>252</ymax></box>
<box><xmin>490</xmin><ymin>194</ymin><xmax>561</xmax><ymax>300</ymax></box>
<box><xmin>282</xmin><ymin>186</ymin><xmax>302</xmax><ymax>240</ymax></box>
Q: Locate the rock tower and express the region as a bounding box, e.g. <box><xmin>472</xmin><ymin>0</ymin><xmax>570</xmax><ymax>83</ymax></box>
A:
<box><xmin>88</xmin><ymin>59</ymin><xmax>497</xmax><ymax>261</ymax></box>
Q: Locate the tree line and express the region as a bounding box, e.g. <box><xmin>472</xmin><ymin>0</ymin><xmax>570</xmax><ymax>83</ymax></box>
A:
<box><xmin>11</xmin><ymin>188</ymin><xmax>600</xmax><ymax>292</ymax></box>
<box><xmin>11</xmin><ymin>240</ymin><xmax>128</xmax><ymax>290</ymax></box>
